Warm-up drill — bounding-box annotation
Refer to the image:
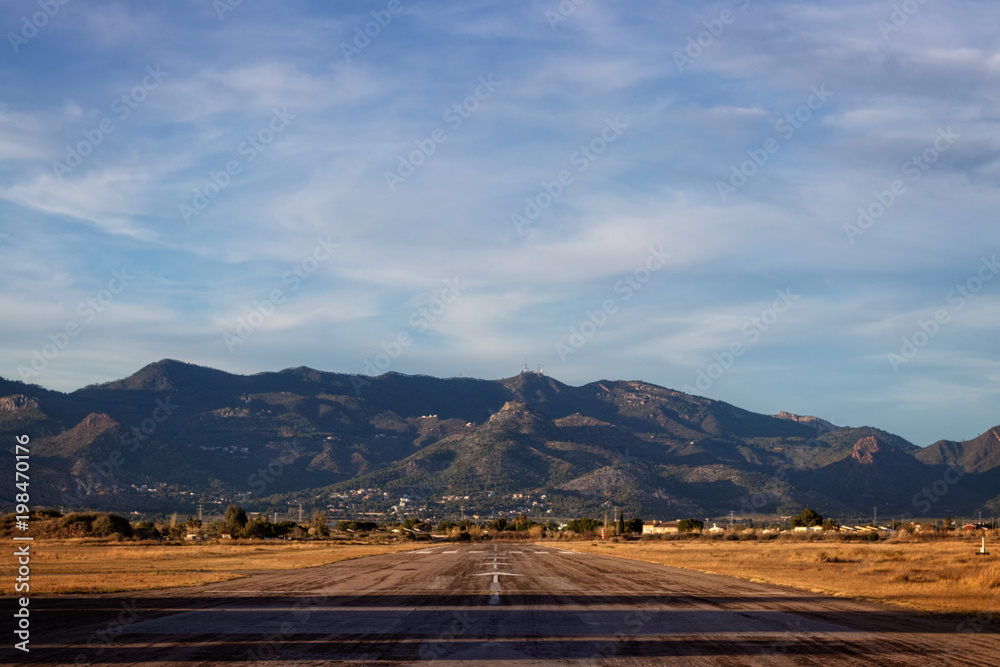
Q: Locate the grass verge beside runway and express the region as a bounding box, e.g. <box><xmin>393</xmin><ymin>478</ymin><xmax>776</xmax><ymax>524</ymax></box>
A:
<box><xmin>2</xmin><ymin>540</ymin><xmax>431</xmax><ymax>594</ymax></box>
<box><xmin>552</xmin><ymin>539</ymin><xmax>1000</xmax><ymax>616</ymax></box>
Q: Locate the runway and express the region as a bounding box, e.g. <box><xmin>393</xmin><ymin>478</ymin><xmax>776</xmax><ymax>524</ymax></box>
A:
<box><xmin>25</xmin><ymin>543</ymin><xmax>999</xmax><ymax>665</ymax></box>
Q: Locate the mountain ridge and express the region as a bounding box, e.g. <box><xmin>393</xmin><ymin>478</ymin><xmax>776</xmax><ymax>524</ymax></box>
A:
<box><xmin>1</xmin><ymin>360</ymin><xmax>997</xmax><ymax>519</ymax></box>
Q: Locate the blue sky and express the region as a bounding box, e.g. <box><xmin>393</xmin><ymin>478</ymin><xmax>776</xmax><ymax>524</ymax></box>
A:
<box><xmin>2</xmin><ymin>0</ymin><xmax>998</xmax><ymax>447</ymax></box>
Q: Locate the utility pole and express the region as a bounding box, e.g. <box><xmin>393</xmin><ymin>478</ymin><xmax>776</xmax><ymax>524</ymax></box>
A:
<box><xmin>298</xmin><ymin>503</ymin><xmax>304</xmax><ymax>523</ymax></box>
<box><xmin>873</xmin><ymin>507</ymin><xmax>877</xmax><ymax>528</ymax></box>
<box><xmin>197</xmin><ymin>503</ymin><xmax>204</xmax><ymax>522</ymax></box>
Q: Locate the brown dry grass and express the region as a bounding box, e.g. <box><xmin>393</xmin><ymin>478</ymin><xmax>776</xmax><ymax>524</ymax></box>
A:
<box><xmin>555</xmin><ymin>538</ymin><xmax>1000</xmax><ymax>616</ymax></box>
<box><xmin>2</xmin><ymin>540</ymin><xmax>430</xmax><ymax>595</ymax></box>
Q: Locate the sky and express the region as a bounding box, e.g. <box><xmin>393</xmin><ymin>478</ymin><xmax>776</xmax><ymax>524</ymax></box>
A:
<box><xmin>1</xmin><ymin>0</ymin><xmax>998</xmax><ymax>448</ymax></box>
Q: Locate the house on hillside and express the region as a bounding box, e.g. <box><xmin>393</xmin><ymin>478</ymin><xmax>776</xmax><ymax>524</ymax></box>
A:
<box><xmin>643</xmin><ymin>521</ymin><xmax>680</xmax><ymax>535</ymax></box>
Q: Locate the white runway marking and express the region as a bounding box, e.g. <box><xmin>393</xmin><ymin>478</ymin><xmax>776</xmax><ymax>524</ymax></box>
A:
<box><xmin>489</xmin><ymin>574</ymin><xmax>501</xmax><ymax>604</ymax></box>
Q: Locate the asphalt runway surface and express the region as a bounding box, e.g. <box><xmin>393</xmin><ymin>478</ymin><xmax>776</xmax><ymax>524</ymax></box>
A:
<box><xmin>22</xmin><ymin>543</ymin><xmax>1000</xmax><ymax>665</ymax></box>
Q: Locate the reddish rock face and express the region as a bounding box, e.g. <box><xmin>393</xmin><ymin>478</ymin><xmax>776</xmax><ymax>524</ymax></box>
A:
<box><xmin>851</xmin><ymin>435</ymin><xmax>883</xmax><ymax>465</ymax></box>
<box><xmin>77</xmin><ymin>412</ymin><xmax>119</xmax><ymax>434</ymax></box>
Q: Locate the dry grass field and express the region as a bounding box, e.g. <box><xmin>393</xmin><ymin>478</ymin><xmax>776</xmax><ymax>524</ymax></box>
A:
<box><xmin>557</xmin><ymin>537</ymin><xmax>1000</xmax><ymax>616</ymax></box>
<box><xmin>2</xmin><ymin>539</ymin><xmax>430</xmax><ymax>595</ymax></box>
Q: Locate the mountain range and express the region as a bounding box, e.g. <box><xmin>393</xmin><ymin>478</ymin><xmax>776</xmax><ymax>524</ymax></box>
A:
<box><xmin>2</xmin><ymin>359</ymin><xmax>998</xmax><ymax>521</ymax></box>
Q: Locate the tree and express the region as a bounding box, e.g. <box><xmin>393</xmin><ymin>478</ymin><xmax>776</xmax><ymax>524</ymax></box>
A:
<box><xmin>623</xmin><ymin>517</ymin><xmax>644</xmax><ymax>534</ymax></box>
<box><xmin>134</xmin><ymin>521</ymin><xmax>161</xmax><ymax>540</ymax></box>
<box><xmin>564</xmin><ymin>518</ymin><xmax>601</xmax><ymax>533</ymax></box>
<box><xmin>791</xmin><ymin>508</ymin><xmax>823</xmax><ymax>528</ymax></box>
<box><xmin>677</xmin><ymin>518</ymin><xmax>704</xmax><ymax>533</ymax></box>
<box><xmin>490</xmin><ymin>516</ymin><xmax>509</xmax><ymax>531</ymax></box>
<box><xmin>313</xmin><ymin>511</ymin><xmax>329</xmax><ymax>537</ymax></box>
<box><xmin>222</xmin><ymin>504</ymin><xmax>248</xmax><ymax>535</ymax></box>
<box><xmin>274</xmin><ymin>520</ymin><xmax>300</xmax><ymax>537</ymax></box>
<box><xmin>245</xmin><ymin>518</ymin><xmax>277</xmax><ymax>539</ymax></box>
<box><xmin>822</xmin><ymin>517</ymin><xmax>840</xmax><ymax>531</ymax></box>
<box><xmin>337</xmin><ymin>520</ymin><xmax>378</xmax><ymax>532</ymax></box>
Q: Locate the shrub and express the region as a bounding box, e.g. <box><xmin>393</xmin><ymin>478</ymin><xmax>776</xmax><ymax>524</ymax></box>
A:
<box><xmin>60</xmin><ymin>512</ymin><xmax>100</xmax><ymax>528</ymax></box>
<box><xmin>92</xmin><ymin>513</ymin><xmax>133</xmax><ymax>538</ymax></box>
<box><xmin>677</xmin><ymin>518</ymin><xmax>704</xmax><ymax>533</ymax></box>
<box><xmin>565</xmin><ymin>518</ymin><xmax>602</xmax><ymax>533</ymax></box>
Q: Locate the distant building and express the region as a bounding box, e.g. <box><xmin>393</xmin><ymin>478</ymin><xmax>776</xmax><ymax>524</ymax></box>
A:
<box><xmin>643</xmin><ymin>521</ymin><xmax>680</xmax><ymax>535</ymax></box>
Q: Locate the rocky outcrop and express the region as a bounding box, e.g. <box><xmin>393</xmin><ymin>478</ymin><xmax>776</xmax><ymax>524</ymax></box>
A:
<box><xmin>0</xmin><ymin>395</ymin><xmax>40</xmax><ymax>412</ymax></box>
